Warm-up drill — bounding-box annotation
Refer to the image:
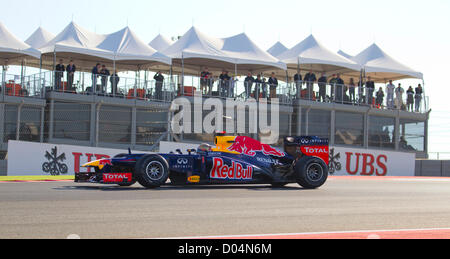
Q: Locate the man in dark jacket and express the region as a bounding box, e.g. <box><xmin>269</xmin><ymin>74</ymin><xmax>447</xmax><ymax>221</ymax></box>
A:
<box><xmin>335</xmin><ymin>73</ymin><xmax>345</xmax><ymax>103</ymax></box>
<box><xmin>365</xmin><ymin>76</ymin><xmax>375</xmax><ymax>105</ymax></box>
<box><xmin>268</xmin><ymin>72</ymin><xmax>278</xmax><ymax>99</ymax></box>
<box><xmin>154</xmin><ymin>71</ymin><xmax>164</xmax><ymax>100</ymax></box>
<box><xmin>200</xmin><ymin>67</ymin><xmax>211</xmax><ymax>95</ymax></box>
<box><xmin>91</xmin><ymin>63</ymin><xmax>101</xmax><ymax>92</ymax></box>
<box><xmin>318</xmin><ymin>73</ymin><xmax>328</xmax><ymax>102</ymax></box>
<box><xmin>100</xmin><ymin>65</ymin><xmax>110</xmax><ymax>94</ymax></box>
<box><xmin>254</xmin><ymin>74</ymin><xmax>263</xmax><ymax>100</ymax></box>
<box><xmin>110</xmin><ymin>70</ymin><xmax>120</xmax><ymax>96</ymax></box>
<box><xmin>66</xmin><ymin>60</ymin><xmax>76</xmax><ymax>91</ymax></box>
<box><xmin>219</xmin><ymin>71</ymin><xmax>231</xmax><ymax>98</ymax></box>
<box><xmin>415</xmin><ymin>84</ymin><xmax>423</xmax><ymax>112</ymax></box>
<box><xmin>244</xmin><ymin>72</ymin><xmax>255</xmax><ymax>99</ymax></box>
<box><xmin>304</xmin><ymin>70</ymin><xmax>317</xmax><ymax>100</ymax></box>
<box><xmin>55</xmin><ymin>59</ymin><xmax>65</xmax><ymax>91</ymax></box>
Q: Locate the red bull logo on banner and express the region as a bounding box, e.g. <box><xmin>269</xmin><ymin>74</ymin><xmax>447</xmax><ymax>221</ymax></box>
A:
<box><xmin>211</xmin><ymin>158</ymin><xmax>253</xmax><ymax>180</ymax></box>
<box><xmin>228</xmin><ymin>136</ymin><xmax>285</xmax><ymax>157</ymax></box>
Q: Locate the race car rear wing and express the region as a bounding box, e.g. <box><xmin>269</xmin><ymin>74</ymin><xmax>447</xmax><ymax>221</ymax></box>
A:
<box><xmin>284</xmin><ymin>137</ymin><xmax>329</xmax><ymax>165</ymax></box>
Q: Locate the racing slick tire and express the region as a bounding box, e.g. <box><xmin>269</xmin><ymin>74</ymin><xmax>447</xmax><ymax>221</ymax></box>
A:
<box><xmin>295</xmin><ymin>157</ymin><xmax>328</xmax><ymax>189</ymax></box>
<box><xmin>135</xmin><ymin>155</ymin><xmax>169</xmax><ymax>189</ymax></box>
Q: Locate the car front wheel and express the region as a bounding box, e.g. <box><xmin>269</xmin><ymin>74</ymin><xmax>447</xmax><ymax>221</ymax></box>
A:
<box><xmin>135</xmin><ymin>155</ymin><xmax>169</xmax><ymax>189</ymax></box>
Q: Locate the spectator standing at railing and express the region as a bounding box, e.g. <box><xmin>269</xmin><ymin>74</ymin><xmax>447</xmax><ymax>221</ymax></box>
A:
<box><xmin>91</xmin><ymin>63</ymin><xmax>101</xmax><ymax>92</ymax></box>
<box><xmin>268</xmin><ymin>73</ymin><xmax>278</xmax><ymax>99</ymax></box>
<box><xmin>348</xmin><ymin>78</ymin><xmax>356</xmax><ymax>104</ymax></box>
<box><xmin>219</xmin><ymin>71</ymin><xmax>231</xmax><ymax>98</ymax></box>
<box><xmin>318</xmin><ymin>73</ymin><xmax>327</xmax><ymax>102</ymax></box>
<box><xmin>376</xmin><ymin>87</ymin><xmax>385</xmax><ymax>108</ymax></box>
<box><xmin>294</xmin><ymin>72</ymin><xmax>302</xmax><ymax>99</ymax></box>
<box><xmin>395</xmin><ymin>83</ymin><xmax>405</xmax><ymax>110</ymax></box>
<box><xmin>304</xmin><ymin>70</ymin><xmax>317</xmax><ymax>100</ymax></box>
<box><xmin>406</xmin><ymin>86</ymin><xmax>415</xmax><ymax>112</ymax></box>
<box><xmin>365</xmin><ymin>76</ymin><xmax>375</xmax><ymax>105</ymax></box>
<box><xmin>110</xmin><ymin>70</ymin><xmax>120</xmax><ymax>96</ymax></box>
<box><xmin>415</xmin><ymin>84</ymin><xmax>423</xmax><ymax>112</ymax></box>
<box><xmin>154</xmin><ymin>71</ymin><xmax>164</xmax><ymax>100</ymax></box>
<box><xmin>329</xmin><ymin>74</ymin><xmax>337</xmax><ymax>101</ymax></box>
<box><xmin>386</xmin><ymin>80</ymin><xmax>395</xmax><ymax>109</ymax></box>
<box><xmin>66</xmin><ymin>60</ymin><xmax>76</xmax><ymax>92</ymax></box>
<box><xmin>335</xmin><ymin>73</ymin><xmax>345</xmax><ymax>103</ymax></box>
<box><xmin>262</xmin><ymin>78</ymin><xmax>268</xmax><ymax>99</ymax></box>
<box><xmin>100</xmin><ymin>65</ymin><xmax>110</xmax><ymax>94</ymax></box>
<box><xmin>200</xmin><ymin>67</ymin><xmax>211</xmax><ymax>95</ymax></box>
<box><xmin>254</xmin><ymin>74</ymin><xmax>262</xmax><ymax>99</ymax></box>
<box><xmin>55</xmin><ymin>59</ymin><xmax>65</xmax><ymax>91</ymax></box>
<box><xmin>244</xmin><ymin>72</ymin><xmax>255</xmax><ymax>99</ymax></box>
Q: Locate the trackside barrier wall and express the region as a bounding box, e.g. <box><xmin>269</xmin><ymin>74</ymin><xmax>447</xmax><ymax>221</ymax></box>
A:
<box><xmin>415</xmin><ymin>160</ymin><xmax>450</xmax><ymax>177</ymax></box>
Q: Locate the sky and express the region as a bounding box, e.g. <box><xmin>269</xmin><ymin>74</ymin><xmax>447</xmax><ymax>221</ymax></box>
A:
<box><xmin>1</xmin><ymin>0</ymin><xmax>449</xmax><ymax>153</ymax></box>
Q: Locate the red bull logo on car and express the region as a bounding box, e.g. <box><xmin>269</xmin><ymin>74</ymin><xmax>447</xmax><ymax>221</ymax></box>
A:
<box><xmin>228</xmin><ymin>136</ymin><xmax>285</xmax><ymax>157</ymax></box>
<box><xmin>211</xmin><ymin>158</ymin><xmax>253</xmax><ymax>180</ymax></box>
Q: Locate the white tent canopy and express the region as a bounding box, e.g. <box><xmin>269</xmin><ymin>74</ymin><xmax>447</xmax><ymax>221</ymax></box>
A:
<box><xmin>352</xmin><ymin>43</ymin><xmax>423</xmax><ymax>81</ymax></box>
<box><xmin>162</xmin><ymin>27</ymin><xmax>286</xmax><ymax>75</ymax></box>
<box><xmin>39</xmin><ymin>22</ymin><xmax>171</xmax><ymax>71</ymax></box>
<box><xmin>221</xmin><ymin>33</ymin><xmax>286</xmax><ymax>71</ymax></box>
<box><xmin>149</xmin><ymin>34</ymin><xmax>173</xmax><ymax>52</ymax></box>
<box><xmin>0</xmin><ymin>22</ymin><xmax>40</xmax><ymax>65</ymax></box>
<box><xmin>267</xmin><ymin>41</ymin><xmax>288</xmax><ymax>57</ymax></box>
<box><xmin>277</xmin><ymin>35</ymin><xmax>360</xmax><ymax>76</ymax></box>
<box><xmin>97</xmin><ymin>27</ymin><xmax>171</xmax><ymax>68</ymax></box>
<box><xmin>337</xmin><ymin>50</ymin><xmax>354</xmax><ymax>60</ymax></box>
<box><xmin>25</xmin><ymin>27</ymin><xmax>55</xmax><ymax>49</ymax></box>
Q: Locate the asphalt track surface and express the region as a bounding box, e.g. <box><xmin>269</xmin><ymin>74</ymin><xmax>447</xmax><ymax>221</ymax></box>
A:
<box><xmin>1</xmin><ymin>176</ymin><xmax>450</xmax><ymax>239</ymax></box>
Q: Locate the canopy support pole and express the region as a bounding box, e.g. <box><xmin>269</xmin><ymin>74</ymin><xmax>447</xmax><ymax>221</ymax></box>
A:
<box><xmin>234</xmin><ymin>63</ymin><xmax>237</xmax><ymax>98</ymax></box>
<box><xmin>181</xmin><ymin>54</ymin><xmax>185</xmax><ymax>96</ymax></box>
<box><xmin>422</xmin><ymin>79</ymin><xmax>427</xmax><ymax>112</ymax></box>
<box><xmin>39</xmin><ymin>57</ymin><xmax>43</xmax><ymax>97</ymax></box>
<box><xmin>113</xmin><ymin>58</ymin><xmax>116</xmax><ymax>96</ymax></box>
<box><xmin>53</xmin><ymin>50</ymin><xmax>56</xmax><ymax>90</ymax></box>
<box><xmin>1</xmin><ymin>64</ymin><xmax>5</xmax><ymax>98</ymax></box>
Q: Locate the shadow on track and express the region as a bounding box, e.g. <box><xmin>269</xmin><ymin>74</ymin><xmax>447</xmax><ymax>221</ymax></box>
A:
<box><xmin>54</xmin><ymin>184</ymin><xmax>306</xmax><ymax>192</ymax></box>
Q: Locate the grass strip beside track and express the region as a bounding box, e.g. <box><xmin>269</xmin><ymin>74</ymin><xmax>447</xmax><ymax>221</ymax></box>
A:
<box><xmin>0</xmin><ymin>175</ymin><xmax>74</xmax><ymax>182</ymax></box>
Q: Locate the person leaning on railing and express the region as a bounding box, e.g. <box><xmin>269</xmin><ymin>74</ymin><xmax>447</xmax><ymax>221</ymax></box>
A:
<box><xmin>406</xmin><ymin>86</ymin><xmax>415</xmax><ymax>112</ymax></box>
<box><xmin>268</xmin><ymin>72</ymin><xmax>278</xmax><ymax>99</ymax></box>
<box><xmin>66</xmin><ymin>60</ymin><xmax>76</xmax><ymax>92</ymax></box>
<box><xmin>386</xmin><ymin>80</ymin><xmax>395</xmax><ymax>109</ymax></box>
<box><xmin>219</xmin><ymin>71</ymin><xmax>231</xmax><ymax>98</ymax></box>
<box><xmin>244</xmin><ymin>72</ymin><xmax>255</xmax><ymax>99</ymax></box>
<box><xmin>110</xmin><ymin>70</ymin><xmax>120</xmax><ymax>96</ymax></box>
<box><xmin>376</xmin><ymin>87</ymin><xmax>385</xmax><ymax>108</ymax></box>
<box><xmin>415</xmin><ymin>84</ymin><xmax>423</xmax><ymax>112</ymax></box>
<box><xmin>200</xmin><ymin>67</ymin><xmax>211</xmax><ymax>95</ymax></box>
<box><xmin>318</xmin><ymin>73</ymin><xmax>327</xmax><ymax>102</ymax></box>
<box><xmin>91</xmin><ymin>63</ymin><xmax>101</xmax><ymax>93</ymax></box>
<box><xmin>154</xmin><ymin>71</ymin><xmax>164</xmax><ymax>100</ymax></box>
<box><xmin>55</xmin><ymin>59</ymin><xmax>65</xmax><ymax>91</ymax></box>
<box><xmin>100</xmin><ymin>65</ymin><xmax>110</xmax><ymax>94</ymax></box>
<box><xmin>335</xmin><ymin>73</ymin><xmax>345</xmax><ymax>103</ymax></box>
<box><xmin>365</xmin><ymin>76</ymin><xmax>375</xmax><ymax>105</ymax></box>
<box><xmin>304</xmin><ymin>70</ymin><xmax>317</xmax><ymax>100</ymax></box>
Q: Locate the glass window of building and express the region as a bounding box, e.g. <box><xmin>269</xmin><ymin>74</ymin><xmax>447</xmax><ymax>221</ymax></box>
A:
<box><xmin>53</xmin><ymin>102</ymin><xmax>90</xmax><ymax>141</ymax></box>
<box><xmin>368</xmin><ymin>116</ymin><xmax>395</xmax><ymax>149</ymax></box>
<box><xmin>99</xmin><ymin>106</ymin><xmax>132</xmax><ymax>144</ymax></box>
<box><xmin>136</xmin><ymin>109</ymin><xmax>168</xmax><ymax>146</ymax></box>
<box><xmin>399</xmin><ymin>119</ymin><xmax>425</xmax><ymax>152</ymax></box>
<box><xmin>308</xmin><ymin>109</ymin><xmax>331</xmax><ymax>139</ymax></box>
<box><xmin>335</xmin><ymin>112</ymin><xmax>364</xmax><ymax>146</ymax></box>
<box><xmin>19</xmin><ymin>107</ymin><xmax>41</xmax><ymax>142</ymax></box>
<box><xmin>4</xmin><ymin>105</ymin><xmax>18</xmax><ymax>142</ymax></box>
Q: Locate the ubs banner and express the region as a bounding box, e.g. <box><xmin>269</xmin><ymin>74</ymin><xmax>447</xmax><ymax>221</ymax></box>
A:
<box><xmin>7</xmin><ymin>141</ymin><xmax>141</xmax><ymax>176</ymax></box>
<box><xmin>329</xmin><ymin>146</ymin><xmax>416</xmax><ymax>177</ymax></box>
<box><xmin>160</xmin><ymin>142</ymin><xmax>416</xmax><ymax>177</ymax></box>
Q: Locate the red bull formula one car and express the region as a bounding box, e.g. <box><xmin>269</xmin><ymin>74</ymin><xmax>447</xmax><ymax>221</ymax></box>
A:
<box><xmin>76</xmin><ymin>136</ymin><xmax>330</xmax><ymax>189</ymax></box>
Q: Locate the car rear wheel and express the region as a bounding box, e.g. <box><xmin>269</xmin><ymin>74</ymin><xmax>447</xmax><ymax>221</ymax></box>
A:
<box><xmin>295</xmin><ymin>157</ymin><xmax>328</xmax><ymax>189</ymax></box>
<box><xmin>135</xmin><ymin>155</ymin><xmax>169</xmax><ymax>189</ymax></box>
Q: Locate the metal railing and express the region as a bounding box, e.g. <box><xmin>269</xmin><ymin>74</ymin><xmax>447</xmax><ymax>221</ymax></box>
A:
<box><xmin>0</xmin><ymin>69</ymin><xmax>429</xmax><ymax>114</ymax></box>
<box><xmin>39</xmin><ymin>70</ymin><xmax>176</xmax><ymax>102</ymax></box>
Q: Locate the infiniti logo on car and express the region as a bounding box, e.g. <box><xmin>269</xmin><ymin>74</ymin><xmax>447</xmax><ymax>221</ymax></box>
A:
<box><xmin>177</xmin><ymin>158</ymin><xmax>189</xmax><ymax>165</ymax></box>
